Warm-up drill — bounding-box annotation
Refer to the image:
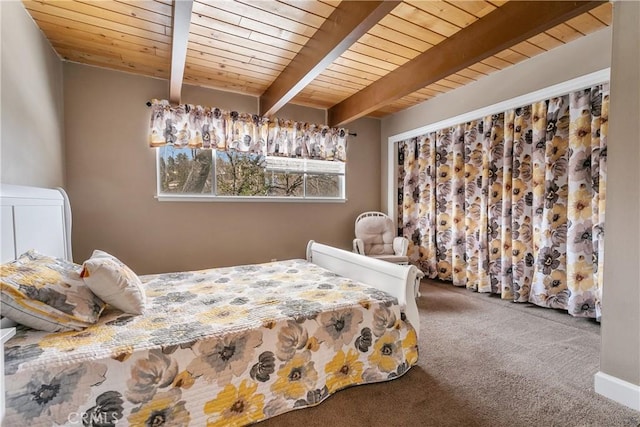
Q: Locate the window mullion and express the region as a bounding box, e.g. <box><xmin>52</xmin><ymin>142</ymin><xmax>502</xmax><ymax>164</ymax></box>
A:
<box><xmin>212</xmin><ymin>150</ymin><xmax>217</xmax><ymax>196</ymax></box>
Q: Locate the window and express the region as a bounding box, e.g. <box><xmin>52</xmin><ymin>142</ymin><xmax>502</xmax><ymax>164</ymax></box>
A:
<box><xmin>157</xmin><ymin>146</ymin><xmax>345</xmax><ymax>201</ymax></box>
<box><xmin>149</xmin><ymin>100</ymin><xmax>349</xmax><ymax>202</ymax></box>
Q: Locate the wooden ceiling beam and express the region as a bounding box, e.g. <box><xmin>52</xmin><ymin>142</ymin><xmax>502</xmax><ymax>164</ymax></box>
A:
<box><xmin>259</xmin><ymin>1</ymin><xmax>400</xmax><ymax>117</ymax></box>
<box><xmin>327</xmin><ymin>0</ymin><xmax>606</xmax><ymax>126</ymax></box>
<box><xmin>169</xmin><ymin>0</ymin><xmax>193</xmax><ymax>104</ymax></box>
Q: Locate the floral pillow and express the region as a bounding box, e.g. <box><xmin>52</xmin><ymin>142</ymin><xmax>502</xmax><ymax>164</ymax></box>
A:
<box><xmin>0</xmin><ymin>250</ymin><xmax>106</xmax><ymax>332</ymax></box>
<box><xmin>81</xmin><ymin>250</ymin><xmax>146</xmax><ymax>315</ymax></box>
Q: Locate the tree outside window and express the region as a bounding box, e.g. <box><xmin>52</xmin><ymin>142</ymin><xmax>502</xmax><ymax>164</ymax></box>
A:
<box><xmin>158</xmin><ymin>147</ymin><xmax>344</xmax><ymax>200</ymax></box>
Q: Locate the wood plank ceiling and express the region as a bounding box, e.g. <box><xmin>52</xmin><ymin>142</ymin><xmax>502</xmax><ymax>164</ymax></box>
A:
<box><xmin>23</xmin><ymin>0</ymin><xmax>612</xmax><ymax>126</ymax></box>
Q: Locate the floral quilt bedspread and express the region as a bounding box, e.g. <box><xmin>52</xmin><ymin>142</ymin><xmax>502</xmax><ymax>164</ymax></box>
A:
<box><xmin>4</xmin><ymin>259</ymin><xmax>418</xmax><ymax>426</ymax></box>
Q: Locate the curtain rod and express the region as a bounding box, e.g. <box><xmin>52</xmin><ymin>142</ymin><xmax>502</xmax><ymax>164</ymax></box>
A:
<box><xmin>145</xmin><ymin>101</ymin><xmax>356</xmax><ymax>136</ymax></box>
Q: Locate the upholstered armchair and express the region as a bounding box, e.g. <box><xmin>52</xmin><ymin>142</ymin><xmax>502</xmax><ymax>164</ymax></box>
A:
<box><xmin>353</xmin><ymin>212</ymin><xmax>409</xmax><ymax>264</ymax></box>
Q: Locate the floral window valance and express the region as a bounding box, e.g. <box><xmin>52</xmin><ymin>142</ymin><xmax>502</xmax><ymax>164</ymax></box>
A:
<box><xmin>148</xmin><ymin>99</ymin><xmax>348</xmax><ymax>162</ymax></box>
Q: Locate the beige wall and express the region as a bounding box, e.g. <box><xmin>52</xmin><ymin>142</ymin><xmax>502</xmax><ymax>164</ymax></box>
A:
<box><xmin>600</xmin><ymin>0</ymin><xmax>640</xmax><ymax>387</ymax></box>
<box><xmin>0</xmin><ymin>1</ymin><xmax>65</xmax><ymax>187</ymax></box>
<box><xmin>63</xmin><ymin>63</ymin><xmax>381</xmax><ymax>274</ymax></box>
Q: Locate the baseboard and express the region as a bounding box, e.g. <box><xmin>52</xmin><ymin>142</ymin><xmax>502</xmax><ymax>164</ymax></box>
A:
<box><xmin>594</xmin><ymin>371</ymin><xmax>640</xmax><ymax>411</ymax></box>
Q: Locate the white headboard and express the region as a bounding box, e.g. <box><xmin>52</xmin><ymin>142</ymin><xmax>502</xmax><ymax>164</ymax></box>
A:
<box><xmin>0</xmin><ymin>184</ymin><xmax>72</xmax><ymax>263</ymax></box>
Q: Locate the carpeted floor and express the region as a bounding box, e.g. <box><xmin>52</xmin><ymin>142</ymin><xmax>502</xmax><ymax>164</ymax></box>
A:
<box><xmin>259</xmin><ymin>279</ymin><xmax>640</xmax><ymax>426</ymax></box>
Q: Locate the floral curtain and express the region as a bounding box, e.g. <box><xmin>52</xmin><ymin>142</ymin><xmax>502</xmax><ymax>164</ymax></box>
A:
<box><xmin>148</xmin><ymin>99</ymin><xmax>348</xmax><ymax>162</ymax></box>
<box><xmin>399</xmin><ymin>84</ymin><xmax>609</xmax><ymax>319</ymax></box>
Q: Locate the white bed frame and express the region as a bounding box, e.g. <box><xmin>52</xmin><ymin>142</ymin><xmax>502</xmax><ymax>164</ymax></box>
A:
<box><xmin>306</xmin><ymin>241</ymin><xmax>422</xmax><ymax>335</ymax></box>
<box><xmin>0</xmin><ymin>183</ymin><xmax>423</xmax><ymax>422</ymax></box>
<box><xmin>0</xmin><ymin>184</ymin><xmax>423</xmax><ymax>334</ymax></box>
<box><xmin>1</xmin><ymin>184</ymin><xmax>72</xmax><ymax>264</ymax></box>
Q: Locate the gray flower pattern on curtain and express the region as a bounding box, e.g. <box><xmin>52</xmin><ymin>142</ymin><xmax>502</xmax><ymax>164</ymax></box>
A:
<box><xmin>148</xmin><ymin>99</ymin><xmax>348</xmax><ymax>162</ymax></box>
<box><xmin>399</xmin><ymin>84</ymin><xmax>609</xmax><ymax>319</ymax></box>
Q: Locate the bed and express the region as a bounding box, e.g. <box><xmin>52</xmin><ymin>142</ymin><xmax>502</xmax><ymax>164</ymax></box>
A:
<box><xmin>0</xmin><ymin>184</ymin><xmax>423</xmax><ymax>426</ymax></box>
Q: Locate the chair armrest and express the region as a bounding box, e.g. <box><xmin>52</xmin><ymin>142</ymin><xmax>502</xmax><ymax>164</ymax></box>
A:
<box><xmin>353</xmin><ymin>238</ymin><xmax>365</xmax><ymax>255</ymax></box>
<box><xmin>393</xmin><ymin>237</ymin><xmax>409</xmax><ymax>256</ymax></box>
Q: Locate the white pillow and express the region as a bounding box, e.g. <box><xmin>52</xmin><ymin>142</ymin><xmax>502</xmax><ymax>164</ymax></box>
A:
<box><xmin>81</xmin><ymin>250</ymin><xmax>146</xmax><ymax>315</ymax></box>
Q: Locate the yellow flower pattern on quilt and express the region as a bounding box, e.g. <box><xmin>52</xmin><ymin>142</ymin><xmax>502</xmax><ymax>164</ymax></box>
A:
<box><xmin>4</xmin><ymin>259</ymin><xmax>417</xmax><ymax>426</ymax></box>
<box><xmin>204</xmin><ymin>380</ymin><xmax>265</xmax><ymax>427</ymax></box>
<box><xmin>325</xmin><ymin>349</ymin><xmax>364</xmax><ymax>393</ymax></box>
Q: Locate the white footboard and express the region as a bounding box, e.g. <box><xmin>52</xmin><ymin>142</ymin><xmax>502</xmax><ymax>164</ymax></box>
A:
<box><xmin>306</xmin><ymin>240</ymin><xmax>423</xmax><ymax>336</ymax></box>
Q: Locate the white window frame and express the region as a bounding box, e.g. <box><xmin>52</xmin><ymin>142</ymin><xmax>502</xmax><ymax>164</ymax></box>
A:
<box><xmin>155</xmin><ymin>149</ymin><xmax>346</xmax><ymax>203</ymax></box>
